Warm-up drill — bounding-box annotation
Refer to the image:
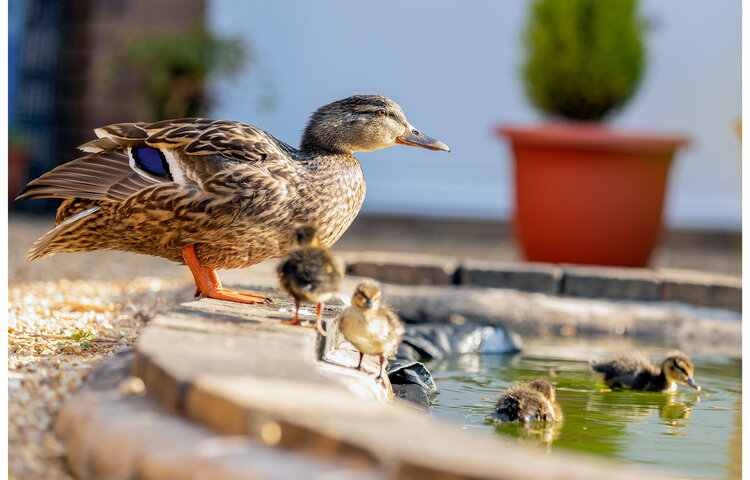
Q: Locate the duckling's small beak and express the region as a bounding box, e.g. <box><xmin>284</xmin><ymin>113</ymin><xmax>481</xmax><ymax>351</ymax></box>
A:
<box><xmin>363</xmin><ymin>299</ymin><xmax>375</xmax><ymax>309</ymax></box>
<box><xmin>686</xmin><ymin>377</ymin><xmax>701</xmax><ymax>391</ymax></box>
<box><xmin>396</xmin><ymin>125</ymin><xmax>451</xmax><ymax>152</ymax></box>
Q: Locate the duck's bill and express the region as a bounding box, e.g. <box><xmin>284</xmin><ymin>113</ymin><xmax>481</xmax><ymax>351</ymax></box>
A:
<box><xmin>686</xmin><ymin>377</ymin><xmax>701</xmax><ymax>390</ymax></box>
<box><xmin>396</xmin><ymin>126</ymin><xmax>450</xmax><ymax>152</ymax></box>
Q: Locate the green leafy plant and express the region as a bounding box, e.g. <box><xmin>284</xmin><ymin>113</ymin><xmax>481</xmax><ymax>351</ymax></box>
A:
<box><xmin>522</xmin><ymin>0</ymin><xmax>645</xmax><ymax>121</ymax></box>
<box><xmin>70</xmin><ymin>329</ymin><xmax>94</xmax><ymax>349</ymax></box>
<box><xmin>110</xmin><ymin>26</ymin><xmax>250</xmax><ymax>120</ymax></box>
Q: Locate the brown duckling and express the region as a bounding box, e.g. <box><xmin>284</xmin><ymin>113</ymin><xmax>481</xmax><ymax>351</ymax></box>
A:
<box><xmin>277</xmin><ymin>224</ymin><xmax>343</xmax><ymax>336</ymax></box>
<box><xmin>338</xmin><ymin>281</ymin><xmax>405</xmax><ymax>381</ymax></box>
<box><xmin>18</xmin><ymin>95</ymin><xmax>449</xmax><ymax>305</ymax></box>
<box><xmin>590</xmin><ymin>351</ymin><xmax>701</xmax><ymax>393</ymax></box>
<box><xmin>491</xmin><ymin>378</ymin><xmax>562</xmax><ymax>424</ymax></box>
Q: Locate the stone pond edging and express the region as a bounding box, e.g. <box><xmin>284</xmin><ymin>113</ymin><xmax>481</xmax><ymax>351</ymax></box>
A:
<box><xmin>55</xmin><ymin>292</ymin><xmax>673</xmax><ymax>480</ymax></box>
<box><xmin>344</xmin><ymin>251</ymin><xmax>741</xmax><ymax>312</ymax></box>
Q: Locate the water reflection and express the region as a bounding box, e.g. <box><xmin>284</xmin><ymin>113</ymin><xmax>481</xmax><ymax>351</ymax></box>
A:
<box><xmin>489</xmin><ymin>417</ymin><xmax>562</xmax><ymax>449</ymax></box>
<box><xmin>426</xmin><ymin>349</ymin><xmax>741</xmax><ymax>479</ymax></box>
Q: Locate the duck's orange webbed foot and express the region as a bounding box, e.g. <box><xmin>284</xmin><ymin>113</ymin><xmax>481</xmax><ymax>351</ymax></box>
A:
<box><xmin>299</xmin><ymin>303</ymin><xmax>327</xmax><ymax>336</ymax></box>
<box><xmin>183</xmin><ymin>245</ymin><xmax>272</xmax><ymax>305</ymax></box>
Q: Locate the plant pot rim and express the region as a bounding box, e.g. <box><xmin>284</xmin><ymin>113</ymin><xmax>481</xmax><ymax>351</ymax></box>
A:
<box><xmin>497</xmin><ymin>122</ymin><xmax>689</xmax><ymax>154</ymax></box>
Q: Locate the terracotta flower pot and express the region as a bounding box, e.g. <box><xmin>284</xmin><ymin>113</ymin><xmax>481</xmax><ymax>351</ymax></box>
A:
<box><xmin>498</xmin><ymin>123</ymin><xmax>688</xmax><ymax>267</ymax></box>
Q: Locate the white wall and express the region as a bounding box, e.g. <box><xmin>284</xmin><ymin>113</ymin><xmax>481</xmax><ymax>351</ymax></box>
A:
<box><xmin>207</xmin><ymin>0</ymin><xmax>741</xmax><ymax>230</ymax></box>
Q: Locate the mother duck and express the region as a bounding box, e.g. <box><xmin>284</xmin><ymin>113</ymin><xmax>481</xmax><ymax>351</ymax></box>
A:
<box><xmin>18</xmin><ymin>95</ymin><xmax>450</xmax><ymax>303</ymax></box>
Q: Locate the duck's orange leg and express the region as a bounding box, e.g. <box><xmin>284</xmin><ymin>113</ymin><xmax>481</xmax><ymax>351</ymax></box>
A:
<box><xmin>298</xmin><ymin>303</ymin><xmax>327</xmax><ymax>336</ymax></box>
<box><xmin>282</xmin><ymin>299</ymin><xmax>302</xmax><ymax>325</ymax></box>
<box><xmin>182</xmin><ymin>245</ymin><xmax>271</xmax><ymax>304</ymax></box>
<box><xmin>356</xmin><ymin>352</ymin><xmax>365</xmax><ymax>370</ymax></box>
<box><xmin>376</xmin><ymin>354</ymin><xmax>386</xmax><ymax>381</ymax></box>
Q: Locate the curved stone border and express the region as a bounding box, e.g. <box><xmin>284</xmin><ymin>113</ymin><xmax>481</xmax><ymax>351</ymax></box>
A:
<box><xmin>57</xmin><ymin>291</ymin><xmax>673</xmax><ymax>480</ymax></box>
<box><xmin>344</xmin><ymin>251</ymin><xmax>741</xmax><ymax>312</ymax></box>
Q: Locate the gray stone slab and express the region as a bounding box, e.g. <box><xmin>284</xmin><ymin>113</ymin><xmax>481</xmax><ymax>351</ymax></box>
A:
<box><xmin>134</xmin><ymin>323</ymin><xmax>331</xmax><ymax>412</ymax></box>
<box><xmin>135</xmin><ymin>295</ymin><xmax>393</xmax><ymax>413</ymax></box>
<box><xmin>384</xmin><ymin>284</ymin><xmax>741</xmax><ymax>355</ymax></box>
<box><xmin>346</xmin><ymin>250</ymin><xmax>459</xmax><ymax>285</ymax></box>
<box><xmin>185</xmin><ymin>373</ymin><xmax>669</xmax><ymax>480</ymax></box>
<box><xmin>458</xmin><ymin>260</ymin><xmax>563</xmax><ymax>293</ymax></box>
<box><xmin>55</xmin><ymin>352</ymin><xmax>385</xmax><ymax>480</ymax></box>
<box><xmin>562</xmin><ymin>266</ymin><xmax>661</xmax><ymax>301</ymax></box>
<box><xmin>75</xmin><ymin>291</ymin><xmax>690</xmax><ymax>480</ymax></box>
<box><xmin>658</xmin><ymin>269</ymin><xmax>742</xmax><ymax>312</ymax></box>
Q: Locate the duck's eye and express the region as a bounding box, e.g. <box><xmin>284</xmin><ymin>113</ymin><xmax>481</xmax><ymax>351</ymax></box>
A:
<box><xmin>377</xmin><ymin>109</ymin><xmax>386</xmax><ymax>117</ymax></box>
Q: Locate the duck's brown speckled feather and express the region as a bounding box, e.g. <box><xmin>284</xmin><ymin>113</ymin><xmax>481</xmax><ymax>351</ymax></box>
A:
<box><xmin>19</xmin><ymin>118</ymin><xmax>366</xmax><ymax>269</ymax></box>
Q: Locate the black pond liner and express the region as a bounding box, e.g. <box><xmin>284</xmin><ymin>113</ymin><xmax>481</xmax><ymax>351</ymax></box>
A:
<box><xmin>387</xmin><ymin>322</ymin><xmax>522</xmax><ymax>409</ymax></box>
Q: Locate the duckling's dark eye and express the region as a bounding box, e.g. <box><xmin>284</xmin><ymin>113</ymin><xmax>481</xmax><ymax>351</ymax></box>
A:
<box><xmin>377</xmin><ymin>109</ymin><xmax>386</xmax><ymax>117</ymax></box>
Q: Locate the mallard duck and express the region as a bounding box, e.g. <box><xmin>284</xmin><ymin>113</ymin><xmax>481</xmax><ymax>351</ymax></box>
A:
<box><xmin>590</xmin><ymin>351</ymin><xmax>701</xmax><ymax>392</ymax></box>
<box><xmin>277</xmin><ymin>224</ymin><xmax>343</xmax><ymax>336</ymax></box>
<box><xmin>338</xmin><ymin>281</ymin><xmax>405</xmax><ymax>381</ymax></box>
<box><xmin>490</xmin><ymin>378</ymin><xmax>562</xmax><ymax>424</ymax></box>
<box><xmin>17</xmin><ymin>95</ymin><xmax>450</xmax><ymax>304</ymax></box>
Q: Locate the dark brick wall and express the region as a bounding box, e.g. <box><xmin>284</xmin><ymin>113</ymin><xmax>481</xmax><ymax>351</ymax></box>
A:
<box><xmin>12</xmin><ymin>0</ymin><xmax>205</xmax><ymax>213</ymax></box>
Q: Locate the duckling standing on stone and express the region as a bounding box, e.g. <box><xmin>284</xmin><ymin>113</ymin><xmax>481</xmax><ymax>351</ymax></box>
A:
<box><xmin>17</xmin><ymin>95</ymin><xmax>449</xmax><ymax>304</ymax></box>
<box><xmin>590</xmin><ymin>351</ymin><xmax>701</xmax><ymax>393</ymax></box>
<box><xmin>338</xmin><ymin>281</ymin><xmax>405</xmax><ymax>381</ymax></box>
<box><xmin>490</xmin><ymin>378</ymin><xmax>563</xmax><ymax>424</ymax></box>
<box><xmin>277</xmin><ymin>224</ymin><xmax>343</xmax><ymax>336</ymax></box>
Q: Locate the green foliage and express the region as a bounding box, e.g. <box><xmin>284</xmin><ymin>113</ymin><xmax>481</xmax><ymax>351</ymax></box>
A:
<box><xmin>70</xmin><ymin>329</ymin><xmax>94</xmax><ymax>349</ymax></box>
<box><xmin>112</xmin><ymin>26</ymin><xmax>249</xmax><ymax>120</ymax></box>
<box><xmin>522</xmin><ymin>0</ymin><xmax>645</xmax><ymax>121</ymax></box>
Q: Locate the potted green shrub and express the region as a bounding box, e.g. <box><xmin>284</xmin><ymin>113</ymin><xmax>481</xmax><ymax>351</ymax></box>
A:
<box><xmin>108</xmin><ymin>27</ymin><xmax>249</xmax><ymax>120</ymax></box>
<box><xmin>498</xmin><ymin>0</ymin><xmax>688</xmax><ymax>267</ymax></box>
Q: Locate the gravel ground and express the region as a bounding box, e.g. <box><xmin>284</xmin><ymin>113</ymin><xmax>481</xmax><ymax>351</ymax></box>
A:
<box><xmin>6</xmin><ymin>213</ymin><xmax>740</xmax><ymax>479</ymax></box>
<box><xmin>9</xmin><ymin>217</ymin><xmax>197</xmax><ymax>479</ymax></box>
<box><xmin>8</xmin><ymin>278</ymin><xmax>194</xmax><ymax>479</ymax></box>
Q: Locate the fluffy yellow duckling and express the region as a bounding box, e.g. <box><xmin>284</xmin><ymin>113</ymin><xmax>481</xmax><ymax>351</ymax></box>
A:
<box><xmin>338</xmin><ymin>281</ymin><xmax>405</xmax><ymax>381</ymax></box>
<box><xmin>590</xmin><ymin>351</ymin><xmax>701</xmax><ymax>393</ymax></box>
<box><xmin>277</xmin><ymin>224</ymin><xmax>343</xmax><ymax>335</ymax></box>
<box><xmin>491</xmin><ymin>378</ymin><xmax>563</xmax><ymax>424</ymax></box>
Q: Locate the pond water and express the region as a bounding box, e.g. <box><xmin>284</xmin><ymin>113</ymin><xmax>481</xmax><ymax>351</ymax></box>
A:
<box><xmin>425</xmin><ymin>338</ymin><xmax>741</xmax><ymax>479</ymax></box>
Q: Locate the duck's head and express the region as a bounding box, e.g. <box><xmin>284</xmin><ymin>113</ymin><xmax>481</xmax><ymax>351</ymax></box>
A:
<box><xmin>351</xmin><ymin>281</ymin><xmax>383</xmax><ymax>310</ymax></box>
<box><xmin>301</xmin><ymin>95</ymin><xmax>451</xmax><ymax>155</ymax></box>
<box><xmin>662</xmin><ymin>352</ymin><xmax>701</xmax><ymax>391</ymax></box>
<box><xmin>527</xmin><ymin>378</ymin><xmax>556</xmax><ymax>402</ymax></box>
<box><xmin>289</xmin><ymin>224</ymin><xmax>320</xmax><ymax>248</ymax></box>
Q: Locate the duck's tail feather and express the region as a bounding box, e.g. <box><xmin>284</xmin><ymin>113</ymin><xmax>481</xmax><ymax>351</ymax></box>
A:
<box><xmin>27</xmin><ymin>207</ymin><xmax>101</xmax><ymax>261</ymax></box>
<box><xmin>16</xmin><ymin>149</ymin><xmax>163</xmax><ymax>203</ymax></box>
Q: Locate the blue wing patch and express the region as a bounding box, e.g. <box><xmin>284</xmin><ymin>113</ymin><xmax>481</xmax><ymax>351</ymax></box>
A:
<box><xmin>132</xmin><ymin>147</ymin><xmax>172</xmax><ymax>180</ymax></box>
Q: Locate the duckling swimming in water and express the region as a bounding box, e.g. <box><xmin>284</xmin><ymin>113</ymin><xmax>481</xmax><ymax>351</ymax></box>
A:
<box><xmin>277</xmin><ymin>224</ymin><xmax>343</xmax><ymax>336</ymax></box>
<box><xmin>338</xmin><ymin>281</ymin><xmax>404</xmax><ymax>381</ymax></box>
<box><xmin>590</xmin><ymin>351</ymin><xmax>701</xmax><ymax>393</ymax></box>
<box><xmin>491</xmin><ymin>378</ymin><xmax>562</xmax><ymax>424</ymax></box>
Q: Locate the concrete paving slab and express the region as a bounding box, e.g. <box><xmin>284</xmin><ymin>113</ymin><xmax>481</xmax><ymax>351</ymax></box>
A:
<box><xmin>562</xmin><ymin>265</ymin><xmax>661</xmax><ymax>301</ymax></box>
<box><xmin>346</xmin><ymin>250</ymin><xmax>460</xmax><ymax>285</ymax></box>
<box><xmin>458</xmin><ymin>260</ymin><xmax>563</xmax><ymax>294</ymax></box>
<box><xmin>54</xmin><ymin>351</ymin><xmax>386</xmax><ymax>480</ymax></box>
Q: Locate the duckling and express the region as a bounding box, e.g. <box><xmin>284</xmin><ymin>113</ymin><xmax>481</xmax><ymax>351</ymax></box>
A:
<box><xmin>277</xmin><ymin>224</ymin><xmax>343</xmax><ymax>336</ymax></box>
<box><xmin>590</xmin><ymin>351</ymin><xmax>701</xmax><ymax>392</ymax></box>
<box><xmin>491</xmin><ymin>378</ymin><xmax>562</xmax><ymax>424</ymax></box>
<box><xmin>17</xmin><ymin>95</ymin><xmax>449</xmax><ymax>304</ymax></box>
<box><xmin>338</xmin><ymin>281</ymin><xmax>405</xmax><ymax>381</ymax></box>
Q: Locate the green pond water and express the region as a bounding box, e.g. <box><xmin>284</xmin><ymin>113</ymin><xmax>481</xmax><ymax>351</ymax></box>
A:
<box><xmin>425</xmin><ymin>338</ymin><xmax>741</xmax><ymax>479</ymax></box>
